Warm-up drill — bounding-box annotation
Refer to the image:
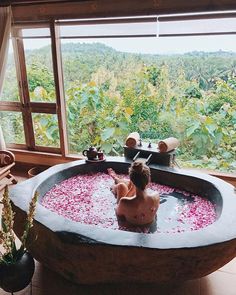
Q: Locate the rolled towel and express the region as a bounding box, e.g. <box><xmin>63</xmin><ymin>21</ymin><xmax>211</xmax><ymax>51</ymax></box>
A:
<box><xmin>158</xmin><ymin>137</ymin><xmax>179</xmax><ymax>153</ymax></box>
<box><xmin>125</xmin><ymin>132</ymin><xmax>140</xmax><ymax>148</ymax></box>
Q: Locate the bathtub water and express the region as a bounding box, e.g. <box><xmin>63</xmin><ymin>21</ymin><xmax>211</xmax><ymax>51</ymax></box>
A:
<box><xmin>41</xmin><ymin>172</ymin><xmax>216</xmax><ymax>234</ymax></box>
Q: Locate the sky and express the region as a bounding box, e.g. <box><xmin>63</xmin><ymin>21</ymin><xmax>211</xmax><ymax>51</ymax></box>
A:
<box><xmin>11</xmin><ymin>15</ymin><xmax>236</xmax><ymax>55</ymax></box>
<box><xmin>76</xmin><ymin>35</ymin><xmax>236</xmax><ymax>54</ymax></box>
<box><xmin>20</xmin><ymin>35</ymin><xmax>236</xmax><ymax>55</ymax></box>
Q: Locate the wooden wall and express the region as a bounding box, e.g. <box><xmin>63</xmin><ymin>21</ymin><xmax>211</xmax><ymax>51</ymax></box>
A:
<box><xmin>1</xmin><ymin>0</ymin><xmax>235</xmax><ymax>181</ymax></box>
<box><xmin>4</xmin><ymin>0</ymin><xmax>236</xmax><ymax>22</ymax></box>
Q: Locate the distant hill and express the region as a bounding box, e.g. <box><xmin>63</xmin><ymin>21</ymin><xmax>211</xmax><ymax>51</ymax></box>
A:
<box><xmin>16</xmin><ymin>42</ymin><xmax>236</xmax><ymax>88</ymax></box>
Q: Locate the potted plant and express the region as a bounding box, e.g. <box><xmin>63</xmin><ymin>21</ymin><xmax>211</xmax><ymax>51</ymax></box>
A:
<box><xmin>0</xmin><ymin>186</ymin><xmax>38</xmax><ymax>293</ymax></box>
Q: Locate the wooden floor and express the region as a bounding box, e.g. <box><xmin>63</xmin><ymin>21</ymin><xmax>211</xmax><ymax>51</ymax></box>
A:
<box><xmin>1</xmin><ymin>169</ymin><xmax>236</xmax><ymax>295</ymax></box>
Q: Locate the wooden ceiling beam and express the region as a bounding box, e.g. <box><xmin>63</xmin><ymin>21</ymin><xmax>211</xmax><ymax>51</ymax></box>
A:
<box><xmin>1</xmin><ymin>0</ymin><xmax>82</xmax><ymax>4</ymax></box>
<box><xmin>8</xmin><ymin>0</ymin><xmax>236</xmax><ymax>23</ymax></box>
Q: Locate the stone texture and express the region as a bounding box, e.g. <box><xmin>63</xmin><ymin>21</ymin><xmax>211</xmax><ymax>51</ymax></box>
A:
<box><xmin>10</xmin><ymin>157</ymin><xmax>236</xmax><ymax>284</ymax></box>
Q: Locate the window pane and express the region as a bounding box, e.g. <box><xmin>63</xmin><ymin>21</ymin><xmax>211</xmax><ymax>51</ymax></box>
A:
<box><xmin>60</xmin><ymin>33</ymin><xmax>236</xmax><ymax>174</ymax></box>
<box><xmin>23</xmin><ymin>34</ymin><xmax>56</xmax><ymax>103</ymax></box>
<box><xmin>0</xmin><ymin>111</ymin><xmax>25</xmax><ymax>144</ymax></box>
<box><xmin>32</xmin><ymin>113</ymin><xmax>60</xmax><ymax>148</ymax></box>
<box><xmin>0</xmin><ymin>41</ymin><xmax>20</xmax><ymax>102</ymax></box>
<box><xmin>22</xmin><ymin>28</ymin><xmax>50</xmax><ymax>38</ymax></box>
<box><xmin>158</xmin><ymin>17</ymin><xmax>236</xmax><ymax>36</ymax></box>
<box><xmin>60</xmin><ymin>20</ymin><xmax>157</xmax><ymax>38</ymax></box>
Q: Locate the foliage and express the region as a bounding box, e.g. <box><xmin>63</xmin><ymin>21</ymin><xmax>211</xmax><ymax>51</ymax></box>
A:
<box><xmin>66</xmin><ymin>81</ymin><xmax>131</xmax><ymax>154</ymax></box>
<box><xmin>0</xmin><ymin>187</ymin><xmax>38</xmax><ymax>265</ymax></box>
<box><xmin>27</xmin><ymin>62</ymin><xmax>55</xmax><ymax>96</ymax></box>
<box><xmin>0</xmin><ymin>112</ymin><xmax>25</xmax><ymax>144</ymax></box>
<box><xmin>33</xmin><ymin>114</ymin><xmax>60</xmax><ymax>147</ymax></box>
<box><xmin>1</xmin><ymin>42</ymin><xmax>236</xmax><ymax>173</ymax></box>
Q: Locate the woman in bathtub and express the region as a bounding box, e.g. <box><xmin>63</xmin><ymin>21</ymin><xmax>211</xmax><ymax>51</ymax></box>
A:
<box><xmin>108</xmin><ymin>160</ymin><xmax>160</xmax><ymax>226</ymax></box>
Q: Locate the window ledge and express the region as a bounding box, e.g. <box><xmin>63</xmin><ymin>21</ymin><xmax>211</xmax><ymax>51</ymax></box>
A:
<box><xmin>181</xmin><ymin>167</ymin><xmax>236</xmax><ymax>187</ymax></box>
<box><xmin>10</xmin><ymin>148</ymin><xmax>84</xmax><ymax>166</ymax></box>
<box><xmin>10</xmin><ymin>149</ymin><xmax>236</xmax><ymax>187</ymax></box>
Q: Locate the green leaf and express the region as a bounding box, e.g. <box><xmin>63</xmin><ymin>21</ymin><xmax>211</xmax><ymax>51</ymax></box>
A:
<box><xmin>39</xmin><ymin>117</ymin><xmax>48</xmax><ymax>127</ymax></box>
<box><xmin>101</xmin><ymin>127</ymin><xmax>115</xmax><ymax>141</ymax></box>
<box><xmin>205</xmin><ymin>124</ymin><xmax>217</xmax><ymax>137</ymax></box>
<box><xmin>222</xmin><ymin>151</ymin><xmax>232</xmax><ymax>159</ymax></box>
<box><xmin>101</xmin><ymin>142</ymin><xmax>113</xmax><ymax>153</ymax></box>
<box><xmin>214</xmin><ymin>132</ymin><xmax>223</xmax><ymax>145</ymax></box>
<box><xmin>186</xmin><ymin>121</ymin><xmax>200</xmax><ymax>137</ymax></box>
<box><xmin>118</xmin><ymin>121</ymin><xmax>127</xmax><ymax>129</ymax></box>
<box><xmin>45</xmin><ymin>130</ymin><xmax>54</xmax><ymax>141</ymax></box>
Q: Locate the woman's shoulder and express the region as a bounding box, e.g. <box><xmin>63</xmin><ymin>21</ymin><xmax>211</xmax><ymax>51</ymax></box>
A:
<box><xmin>147</xmin><ymin>190</ymin><xmax>159</xmax><ymax>199</ymax></box>
<box><xmin>147</xmin><ymin>192</ymin><xmax>160</xmax><ymax>206</ymax></box>
<box><xmin>119</xmin><ymin>195</ymin><xmax>137</xmax><ymax>203</ymax></box>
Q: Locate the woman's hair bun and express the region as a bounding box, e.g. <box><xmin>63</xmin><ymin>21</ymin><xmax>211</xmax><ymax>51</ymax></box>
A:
<box><xmin>132</xmin><ymin>161</ymin><xmax>143</xmax><ymax>173</ymax></box>
<box><xmin>129</xmin><ymin>160</ymin><xmax>150</xmax><ymax>189</ymax></box>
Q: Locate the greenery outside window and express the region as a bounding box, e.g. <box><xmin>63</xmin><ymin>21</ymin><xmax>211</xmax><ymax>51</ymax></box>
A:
<box><xmin>0</xmin><ymin>15</ymin><xmax>235</xmax><ymax>174</ymax></box>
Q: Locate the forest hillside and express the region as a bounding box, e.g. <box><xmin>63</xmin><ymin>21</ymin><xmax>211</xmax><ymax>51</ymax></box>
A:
<box><xmin>1</xmin><ymin>42</ymin><xmax>236</xmax><ymax>172</ymax></box>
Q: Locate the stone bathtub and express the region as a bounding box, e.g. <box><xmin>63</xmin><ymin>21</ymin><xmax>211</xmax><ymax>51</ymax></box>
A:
<box><xmin>10</xmin><ymin>157</ymin><xmax>236</xmax><ymax>284</ymax></box>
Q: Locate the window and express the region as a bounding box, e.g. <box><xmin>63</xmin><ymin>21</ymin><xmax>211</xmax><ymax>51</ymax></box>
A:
<box><xmin>0</xmin><ymin>15</ymin><xmax>235</xmax><ymax>174</ymax></box>
<box><xmin>32</xmin><ymin>113</ymin><xmax>60</xmax><ymax>147</ymax></box>
<box><xmin>59</xmin><ymin>17</ymin><xmax>157</xmax><ymax>154</ymax></box>
<box><xmin>0</xmin><ymin>41</ymin><xmax>19</xmax><ymax>102</ymax></box>
<box><xmin>158</xmin><ymin>13</ymin><xmax>236</xmax><ymax>36</ymax></box>
<box><xmin>1</xmin><ymin>25</ymin><xmax>61</xmax><ymax>152</ymax></box>
<box><xmin>23</xmin><ymin>31</ymin><xmax>56</xmax><ymax>103</ymax></box>
<box><xmin>0</xmin><ymin>111</ymin><xmax>25</xmax><ymax>144</ymax></box>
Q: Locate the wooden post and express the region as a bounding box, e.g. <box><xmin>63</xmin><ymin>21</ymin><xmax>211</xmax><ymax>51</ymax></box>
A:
<box><xmin>12</xmin><ymin>27</ymin><xmax>36</xmax><ymax>150</ymax></box>
<box><xmin>50</xmin><ymin>21</ymin><xmax>69</xmax><ymax>156</ymax></box>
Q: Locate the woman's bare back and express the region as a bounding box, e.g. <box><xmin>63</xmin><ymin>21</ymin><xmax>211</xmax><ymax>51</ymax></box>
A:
<box><xmin>108</xmin><ymin>162</ymin><xmax>160</xmax><ymax>226</ymax></box>
<box><xmin>116</xmin><ymin>192</ymin><xmax>160</xmax><ymax>225</ymax></box>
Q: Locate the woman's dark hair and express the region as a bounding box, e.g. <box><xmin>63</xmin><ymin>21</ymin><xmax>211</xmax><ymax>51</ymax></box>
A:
<box><xmin>129</xmin><ymin>160</ymin><xmax>150</xmax><ymax>190</ymax></box>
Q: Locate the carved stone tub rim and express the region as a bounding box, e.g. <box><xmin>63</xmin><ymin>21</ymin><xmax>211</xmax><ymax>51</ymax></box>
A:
<box><xmin>10</xmin><ymin>156</ymin><xmax>236</xmax><ymax>250</ymax></box>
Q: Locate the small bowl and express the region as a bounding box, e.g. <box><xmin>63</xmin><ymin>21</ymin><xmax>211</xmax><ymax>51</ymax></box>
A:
<box><xmin>28</xmin><ymin>166</ymin><xmax>47</xmax><ymax>178</ymax></box>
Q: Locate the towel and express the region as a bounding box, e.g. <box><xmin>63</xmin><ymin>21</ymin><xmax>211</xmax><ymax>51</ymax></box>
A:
<box><xmin>158</xmin><ymin>137</ymin><xmax>179</xmax><ymax>153</ymax></box>
<box><xmin>125</xmin><ymin>132</ymin><xmax>140</xmax><ymax>148</ymax></box>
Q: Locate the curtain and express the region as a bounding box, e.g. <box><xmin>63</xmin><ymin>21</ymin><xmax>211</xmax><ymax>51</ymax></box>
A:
<box><xmin>0</xmin><ymin>6</ymin><xmax>11</xmax><ymax>160</ymax></box>
<box><xmin>0</xmin><ymin>6</ymin><xmax>11</xmax><ymax>95</ymax></box>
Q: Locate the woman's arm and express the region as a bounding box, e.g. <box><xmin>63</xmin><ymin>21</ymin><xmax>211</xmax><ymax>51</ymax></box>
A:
<box><xmin>108</xmin><ymin>168</ymin><xmax>130</xmax><ymax>185</ymax></box>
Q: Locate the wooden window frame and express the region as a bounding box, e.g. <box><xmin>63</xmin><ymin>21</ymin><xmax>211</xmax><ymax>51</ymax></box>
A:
<box><xmin>0</xmin><ymin>23</ymin><xmax>67</xmax><ymax>154</ymax></box>
<box><xmin>1</xmin><ymin>17</ymin><xmax>158</xmax><ymax>156</ymax></box>
<box><xmin>0</xmin><ymin>16</ymin><xmax>235</xmax><ymax>184</ymax></box>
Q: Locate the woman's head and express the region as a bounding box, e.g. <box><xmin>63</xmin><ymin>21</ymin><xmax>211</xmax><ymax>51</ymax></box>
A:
<box><xmin>129</xmin><ymin>160</ymin><xmax>150</xmax><ymax>190</ymax></box>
